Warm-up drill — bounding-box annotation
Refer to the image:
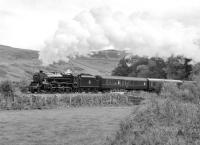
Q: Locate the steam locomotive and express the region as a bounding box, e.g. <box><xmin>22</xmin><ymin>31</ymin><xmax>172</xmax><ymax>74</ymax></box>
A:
<box><xmin>29</xmin><ymin>70</ymin><xmax>183</xmax><ymax>93</ymax></box>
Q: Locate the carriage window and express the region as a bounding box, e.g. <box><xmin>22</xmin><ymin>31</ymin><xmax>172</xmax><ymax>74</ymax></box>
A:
<box><xmin>151</xmin><ymin>82</ymin><xmax>156</xmax><ymax>86</ymax></box>
<box><xmin>118</xmin><ymin>80</ymin><xmax>120</xmax><ymax>85</ymax></box>
<box><xmin>127</xmin><ymin>81</ymin><xmax>130</xmax><ymax>86</ymax></box>
<box><xmin>122</xmin><ymin>80</ymin><xmax>125</xmax><ymax>86</ymax></box>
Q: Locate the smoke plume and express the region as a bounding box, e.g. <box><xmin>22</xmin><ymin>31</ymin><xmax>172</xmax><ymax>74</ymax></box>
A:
<box><xmin>39</xmin><ymin>7</ymin><xmax>200</xmax><ymax>65</ymax></box>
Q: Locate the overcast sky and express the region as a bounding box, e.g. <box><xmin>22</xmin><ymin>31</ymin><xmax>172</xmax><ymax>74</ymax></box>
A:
<box><xmin>0</xmin><ymin>0</ymin><xmax>200</xmax><ymax>50</ymax></box>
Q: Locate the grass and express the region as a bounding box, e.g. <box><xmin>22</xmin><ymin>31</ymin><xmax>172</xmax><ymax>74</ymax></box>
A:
<box><xmin>105</xmin><ymin>97</ymin><xmax>200</xmax><ymax>145</ymax></box>
<box><xmin>0</xmin><ymin>106</ymin><xmax>133</xmax><ymax>145</ymax></box>
<box><xmin>0</xmin><ymin>90</ymin><xmax>146</xmax><ymax>110</ymax></box>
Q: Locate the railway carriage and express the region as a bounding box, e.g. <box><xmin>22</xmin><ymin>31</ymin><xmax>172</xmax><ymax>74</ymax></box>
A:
<box><xmin>100</xmin><ymin>76</ymin><xmax>148</xmax><ymax>91</ymax></box>
<box><xmin>147</xmin><ymin>78</ymin><xmax>183</xmax><ymax>92</ymax></box>
<box><xmin>77</xmin><ymin>74</ymin><xmax>100</xmax><ymax>92</ymax></box>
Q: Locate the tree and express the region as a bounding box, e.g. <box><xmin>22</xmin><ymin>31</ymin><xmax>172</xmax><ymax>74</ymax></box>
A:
<box><xmin>112</xmin><ymin>55</ymin><xmax>193</xmax><ymax>80</ymax></box>
<box><xmin>112</xmin><ymin>57</ymin><xmax>130</xmax><ymax>76</ymax></box>
<box><xmin>128</xmin><ymin>56</ymin><xmax>149</xmax><ymax>77</ymax></box>
<box><xmin>165</xmin><ymin>55</ymin><xmax>192</xmax><ymax>80</ymax></box>
<box><xmin>191</xmin><ymin>62</ymin><xmax>200</xmax><ymax>76</ymax></box>
<box><xmin>148</xmin><ymin>57</ymin><xmax>166</xmax><ymax>78</ymax></box>
<box><xmin>136</xmin><ymin>64</ymin><xmax>150</xmax><ymax>77</ymax></box>
<box><xmin>184</xmin><ymin>58</ymin><xmax>192</xmax><ymax>79</ymax></box>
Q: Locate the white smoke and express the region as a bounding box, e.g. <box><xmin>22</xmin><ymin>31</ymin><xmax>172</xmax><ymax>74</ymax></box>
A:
<box><xmin>39</xmin><ymin>7</ymin><xmax>200</xmax><ymax>65</ymax></box>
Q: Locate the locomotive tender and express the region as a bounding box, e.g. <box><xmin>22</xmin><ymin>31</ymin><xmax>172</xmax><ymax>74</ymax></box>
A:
<box><xmin>29</xmin><ymin>70</ymin><xmax>183</xmax><ymax>93</ymax></box>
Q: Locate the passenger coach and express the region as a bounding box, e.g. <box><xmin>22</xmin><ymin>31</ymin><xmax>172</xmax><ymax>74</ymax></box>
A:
<box><xmin>100</xmin><ymin>76</ymin><xmax>148</xmax><ymax>91</ymax></box>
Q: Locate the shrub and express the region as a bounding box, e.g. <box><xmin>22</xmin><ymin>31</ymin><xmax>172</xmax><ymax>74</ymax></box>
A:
<box><xmin>0</xmin><ymin>81</ymin><xmax>15</xmax><ymax>108</ymax></box>
<box><xmin>180</xmin><ymin>82</ymin><xmax>200</xmax><ymax>103</ymax></box>
<box><xmin>160</xmin><ymin>82</ymin><xmax>200</xmax><ymax>103</ymax></box>
<box><xmin>0</xmin><ymin>80</ymin><xmax>15</xmax><ymax>97</ymax></box>
<box><xmin>17</xmin><ymin>80</ymin><xmax>29</xmax><ymax>93</ymax></box>
<box><xmin>106</xmin><ymin>99</ymin><xmax>200</xmax><ymax>145</ymax></box>
<box><xmin>0</xmin><ymin>81</ymin><xmax>15</xmax><ymax>98</ymax></box>
<box><xmin>160</xmin><ymin>82</ymin><xmax>181</xmax><ymax>100</ymax></box>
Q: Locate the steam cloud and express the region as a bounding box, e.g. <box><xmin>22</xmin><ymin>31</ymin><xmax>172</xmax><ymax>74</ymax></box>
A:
<box><xmin>39</xmin><ymin>7</ymin><xmax>200</xmax><ymax>65</ymax></box>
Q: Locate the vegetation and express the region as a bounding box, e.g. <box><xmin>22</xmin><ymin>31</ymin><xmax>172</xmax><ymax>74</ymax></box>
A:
<box><xmin>0</xmin><ymin>80</ymin><xmax>15</xmax><ymax>108</ymax></box>
<box><xmin>106</xmin><ymin>98</ymin><xmax>200</xmax><ymax>145</ymax></box>
<box><xmin>17</xmin><ymin>80</ymin><xmax>30</xmax><ymax>93</ymax></box>
<box><xmin>112</xmin><ymin>55</ymin><xmax>193</xmax><ymax>80</ymax></box>
<box><xmin>0</xmin><ymin>91</ymin><xmax>144</xmax><ymax>110</ymax></box>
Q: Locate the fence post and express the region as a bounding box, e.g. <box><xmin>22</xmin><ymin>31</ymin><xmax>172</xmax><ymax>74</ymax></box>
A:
<box><xmin>117</xmin><ymin>95</ymin><xmax>119</xmax><ymax>104</ymax></box>
<box><xmin>101</xmin><ymin>96</ymin><xmax>103</xmax><ymax>105</ymax></box>
<box><xmin>69</xmin><ymin>96</ymin><xmax>72</xmax><ymax>106</ymax></box>
<box><xmin>92</xmin><ymin>95</ymin><xmax>94</xmax><ymax>106</ymax></box>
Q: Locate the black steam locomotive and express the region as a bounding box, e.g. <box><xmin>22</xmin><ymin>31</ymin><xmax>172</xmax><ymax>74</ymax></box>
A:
<box><xmin>29</xmin><ymin>70</ymin><xmax>183</xmax><ymax>93</ymax></box>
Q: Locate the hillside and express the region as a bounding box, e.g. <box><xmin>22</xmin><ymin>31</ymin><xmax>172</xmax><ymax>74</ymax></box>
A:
<box><xmin>0</xmin><ymin>45</ymin><xmax>126</xmax><ymax>81</ymax></box>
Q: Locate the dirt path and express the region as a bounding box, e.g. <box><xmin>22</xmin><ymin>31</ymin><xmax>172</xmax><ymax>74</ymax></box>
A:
<box><xmin>0</xmin><ymin>106</ymin><xmax>134</xmax><ymax>145</ymax></box>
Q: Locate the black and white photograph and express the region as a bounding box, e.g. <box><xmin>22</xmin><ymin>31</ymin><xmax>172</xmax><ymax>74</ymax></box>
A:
<box><xmin>0</xmin><ymin>0</ymin><xmax>200</xmax><ymax>144</ymax></box>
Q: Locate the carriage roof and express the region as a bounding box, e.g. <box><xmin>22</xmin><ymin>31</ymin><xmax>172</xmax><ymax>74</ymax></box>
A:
<box><xmin>101</xmin><ymin>75</ymin><xmax>147</xmax><ymax>81</ymax></box>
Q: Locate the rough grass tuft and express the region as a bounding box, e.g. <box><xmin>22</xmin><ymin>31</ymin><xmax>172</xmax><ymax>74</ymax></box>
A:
<box><xmin>160</xmin><ymin>82</ymin><xmax>200</xmax><ymax>103</ymax></box>
<box><xmin>106</xmin><ymin>98</ymin><xmax>200</xmax><ymax>145</ymax></box>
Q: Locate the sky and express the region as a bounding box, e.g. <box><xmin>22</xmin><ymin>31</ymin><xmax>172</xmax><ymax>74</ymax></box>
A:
<box><xmin>0</xmin><ymin>0</ymin><xmax>200</xmax><ymax>50</ymax></box>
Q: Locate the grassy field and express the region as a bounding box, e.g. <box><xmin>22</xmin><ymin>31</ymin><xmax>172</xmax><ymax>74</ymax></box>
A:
<box><xmin>0</xmin><ymin>106</ymin><xmax>133</xmax><ymax>145</ymax></box>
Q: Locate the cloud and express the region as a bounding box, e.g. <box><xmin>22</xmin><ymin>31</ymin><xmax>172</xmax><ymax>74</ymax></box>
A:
<box><xmin>39</xmin><ymin>7</ymin><xmax>200</xmax><ymax>65</ymax></box>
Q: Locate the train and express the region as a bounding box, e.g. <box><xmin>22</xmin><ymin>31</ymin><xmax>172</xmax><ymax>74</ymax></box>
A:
<box><xmin>29</xmin><ymin>70</ymin><xmax>184</xmax><ymax>93</ymax></box>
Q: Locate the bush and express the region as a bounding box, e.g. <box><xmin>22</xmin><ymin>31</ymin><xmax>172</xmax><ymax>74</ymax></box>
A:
<box><xmin>17</xmin><ymin>80</ymin><xmax>29</xmax><ymax>93</ymax></box>
<box><xmin>0</xmin><ymin>81</ymin><xmax>15</xmax><ymax>108</ymax></box>
<box><xmin>160</xmin><ymin>82</ymin><xmax>200</xmax><ymax>103</ymax></box>
<box><xmin>0</xmin><ymin>80</ymin><xmax>14</xmax><ymax>96</ymax></box>
<box><xmin>106</xmin><ymin>99</ymin><xmax>200</xmax><ymax>145</ymax></box>
<box><xmin>160</xmin><ymin>83</ymin><xmax>182</xmax><ymax>99</ymax></box>
<box><xmin>180</xmin><ymin>82</ymin><xmax>200</xmax><ymax>102</ymax></box>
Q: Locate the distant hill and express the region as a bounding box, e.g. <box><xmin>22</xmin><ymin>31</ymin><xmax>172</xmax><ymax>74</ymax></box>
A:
<box><xmin>0</xmin><ymin>45</ymin><xmax>126</xmax><ymax>81</ymax></box>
